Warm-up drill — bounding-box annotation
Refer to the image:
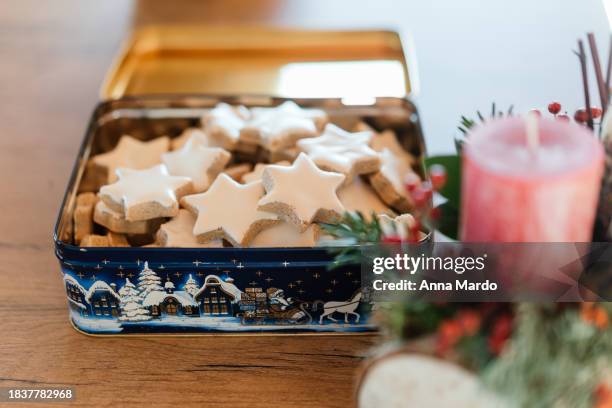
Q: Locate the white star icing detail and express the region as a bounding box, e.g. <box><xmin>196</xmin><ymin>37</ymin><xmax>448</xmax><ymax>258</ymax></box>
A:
<box><xmin>297</xmin><ymin>124</ymin><xmax>381</xmax><ymax>181</ymax></box>
<box><xmin>201</xmin><ymin>103</ymin><xmax>251</xmax><ymax>149</ymax></box>
<box><xmin>92</xmin><ymin>135</ymin><xmax>170</xmax><ymax>182</ymax></box>
<box><xmin>258</xmin><ymin>153</ymin><xmax>345</xmax><ymax>230</ymax></box>
<box><xmin>181</xmin><ymin>174</ymin><xmax>279</xmax><ymax>247</ymax></box>
<box><xmin>242</xmin><ymin>101</ymin><xmax>327</xmax><ymax>152</ymax></box>
<box><xmin>99</xmin><ymin>165</ymin><xmax>192</xmax><ymax>221</ymax></box>
<box><xmin>157</xmin><ymin>210</ymin><xmax>223</xmax><ymax>248</ymax></box>
<box><xmin>162</xmin><ymin>136</ymin><xmax>231</xmax><ymax>192</ymax></box>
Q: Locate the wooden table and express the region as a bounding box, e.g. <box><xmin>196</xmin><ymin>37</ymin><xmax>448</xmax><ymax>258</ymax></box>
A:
<box><xmin>1</xmin><ymin>0</ymin><xmax>609</xmax><ymax>406</ymax></box>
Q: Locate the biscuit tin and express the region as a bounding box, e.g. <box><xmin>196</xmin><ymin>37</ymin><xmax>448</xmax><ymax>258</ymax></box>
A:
<box><xmin>53</xmin><ymin>27</ymin><xmax>425</xmax><ymax>335</ymax></box>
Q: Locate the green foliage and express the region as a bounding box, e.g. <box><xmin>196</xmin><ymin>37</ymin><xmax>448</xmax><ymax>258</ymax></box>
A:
<box><xmin>457</xmin><ymin>102</ymin><xmax>514</xmax><ymax>134</ymax></box>
<box><xmin>383</xmin><ymin>302</ymin><xmax>455</xmax><ymax>338</ymax></box>
<box><xmin>484</xmin><ymin>304</ymin><xmax>612</xmax><ymax>408</ymax></box>
<box><xmin>320</xmin><ymin>211</ymin><xmax>382</xmax><ymax>269</ymax></box>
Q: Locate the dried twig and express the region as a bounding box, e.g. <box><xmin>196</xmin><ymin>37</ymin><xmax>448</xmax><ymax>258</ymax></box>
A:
<box><xmin>605</xmin><ymin>35</ymin><xmax>612</xmax><ymax>118</ymax></box>
<box><xmin>575</xmin><ymin>40</ymin><xmax>594</xmax><ymax>130</ymax></box>
<box><xmin>587</xmin><ymin>33</ymin><xmax>608</xmax><ymax>110</ymax></box>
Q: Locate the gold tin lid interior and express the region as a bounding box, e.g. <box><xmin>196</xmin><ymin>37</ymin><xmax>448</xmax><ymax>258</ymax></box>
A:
<box><xmin>102</xmin><ymin>26</ymin><xmax>412</xmax><ymax>101</ymax></box>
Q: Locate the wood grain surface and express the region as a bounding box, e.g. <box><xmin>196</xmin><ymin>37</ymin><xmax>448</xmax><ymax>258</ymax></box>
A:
<box><xmin>0</xmin><ymin>1</ymin><xmax>378</xmax><ymax>406</ymax></box>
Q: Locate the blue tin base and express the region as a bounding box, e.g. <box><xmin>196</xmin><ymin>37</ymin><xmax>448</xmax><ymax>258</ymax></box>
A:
<box><xmin>59</xmin><ymin>247</ymin><xmax>376</xmax><ymax>335</ymax></box>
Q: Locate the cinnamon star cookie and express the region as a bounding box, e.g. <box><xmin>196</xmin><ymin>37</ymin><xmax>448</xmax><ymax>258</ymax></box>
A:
<box><xmin>162</xmin><ymin>137</ymin><xmax>231</xmax><ymax>192</ymax></box>
<box><xmin>201</xmin><ymin>103</ymin><xmax>251</xmax><ymax>150</ymax></box>
<box><xmin>157</xmin><ymin>209</ymin><xmax>223</xmax><ymax>248</ymax></box>
<box><xmin>171</xmin><ymin>128</ymin><xmax>225</xmax><ymax>150</ymax></box>
<box><xmin>241</xmin><ymin>101</ymin><xmax>326</xmax><ymax>152</ymax></box>
<box><xmin>258</xmin><ymin>153</ymin><xmax>345</xmax><ymax>231</ymax></box>
<box><xmin>370</xmin><ymin>148</ymin><xmax>420</xmax><ymax>213</ymax></box>
<box><xmin>337</xmin><ymin>176</ymin><xmax>395</xmax><ymax>221</ymax></box>
<box><xmin>181</xmin><ymin>174</ymin><xmax>279</xmax><ymax>247</ymax></box>
<box><xmin>99</xmin><ymin>165</ymin><xmax>192</xmax><ymax>221</ymax></box>
<box><xmin>297</xmin><ymin>124</ymin><xmax>381</xmax><ymax>181</ymax></box>
<box><xmin>92</xmin><ymin>135</ymin><xmax>170</xmax><ymax>183</ymax></box>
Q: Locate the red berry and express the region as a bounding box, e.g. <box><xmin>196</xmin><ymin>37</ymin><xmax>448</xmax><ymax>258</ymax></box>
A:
<box><xmin>382</xmin><ymin>235</ymin><xmax>402</xmax><ymax>244</ymax></box>
<box><xmin>547</xmin><ymin>102</ymin><xmax>562</xmax><ymax>115</ymax></box>
<box><xmin>457</xmin><ymin>310</ymin><xmax>481</xmax><ymax>336</ymax></box>
<box><xmin>529</xmin><ymin>109</ymin><xmax>541</xmax><ymax>117</ymax></box>
<box><xmin>488</xmin><ymin>315</ymin><xmax>513</xmax><ymax>355</ymax></box>
<box><xmin>429</xmin><ymin>207</ymin><xmax>442</xmax><ymax>221</ymax></box>
<box><xmin>591</xmin><ymin>107</ymin><xmax>603</xmax><ymax>119</ymax></box>
<box><xmin>411</xmin><ymin>185</ymin><xmax>431</xmax><ymax>207</ymax></box>
<box><xmin>429</xmin><ymin>164</ymin><xmax>447</xmax><ymax>191</ymax></box>
<box><xmin>556</xmin><ymin>113</ymin><xmax>571</xmax><ymax>122</ymax></box>
<box><xmin>574</xmin><ymin>109</ymin><xmax>589</xmax><ymax>123</ymax></box>
<box><xmin>404</xmin><ymin>173</ymin><xmax>420</xmax><ymax>193</ymax></box>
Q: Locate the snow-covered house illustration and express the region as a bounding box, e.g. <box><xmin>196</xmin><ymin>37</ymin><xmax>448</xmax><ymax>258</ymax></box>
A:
<box><xmin>86</xmin><ymin>280</ymin><xmax>120</xmax><ymax>318</ymax></box>
<box><xmin>194</xmin><ymin>275</ymin><xmax>242</xmax><ymax>316</ymax></box>
<box><xmin>142</xmin><ymin>277</ymin><xmax>199</xmax><ymax>318</ymax></box>
<box><xmin>64</xmin><ymin>274</ymin><xmax>89</xmax><ymax>317</ymax></box>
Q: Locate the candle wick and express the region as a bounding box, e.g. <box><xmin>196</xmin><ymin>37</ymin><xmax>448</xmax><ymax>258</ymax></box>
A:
<box><xmin>525</xmin><ymin>113</ymin><xmax>540</xmax><ymax>153</ymax></box>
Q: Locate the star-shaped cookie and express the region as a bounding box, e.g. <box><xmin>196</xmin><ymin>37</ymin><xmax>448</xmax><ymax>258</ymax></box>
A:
<box><xmin>201</xmin><ymin>103</ymin><xmax>251</xmax><ymax>150</ymax></box>
<box><xmin>250</xmin><ymin>222</ymin><xmax>320</xmax><ymax>248</ymax></box>
<box><xmin>92</xmin><ymin>135</ymin><xmax>170</xmax><ymax>183</ymax></box>
<box><xmin>93</xmin><ymin>200</ymin><xmax>165</xmax><ymax>234</ymax></box>
<box><xmin>369</xmin><ymin>148</ymin><xmax>419</xmax><ymax>212</ymax></box>
<box><xmin>99</xmin><ymin>165</ymin><xmax>193</xmax><ymax>221</ymax></box>
<box><xmin>258</xmin><ymin>153</ymin><xmax>346</xmax><ymax>230</ymax></box>
<box><xmin>337</xmin><ymin>176</ymin><xmax>395</xmax><ymax>221</ymax></box>
<box><xmin>171</xmin><ymin>128</ymin><xmax>225</xmax><ymax>150</ymax></box>
<box><xmin>162</xmin><ymin>137</ymin><xmax>231</xmax><ymax>192</ymax></box>
<box><xmin>157</xmin><ymin>209</ymin><xmax>223</xmax><ymax>248</ymax></box>
<box><xmin>241</xmin><ymin>101</ymin><xmax>327</xmax><ymax>152</ymax></box>
<box><xmin>297</xmin><ymin>124</ymin><xmax>381</xmax><ymax>181</ymax></box>
<box><xmin>241</xmin><ymin>161</ymin><xmax>290</xmax><ymax>184</ymax></box>
<box><xmin>181</xmin><ymin>174</ymin><xmax>279</xmax><ymax>247</ymax></box>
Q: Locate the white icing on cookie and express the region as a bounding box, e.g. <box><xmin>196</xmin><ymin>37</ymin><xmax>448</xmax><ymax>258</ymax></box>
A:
<box><xmin>92</xmin><ymin>135</ymin><xmax>170</xmax><ymax>182</ymax></box>
<box><xmin>258</xmin><ymin>153</ymin><xmax>345</xmax><ymax>230</ymax></box>
<box><xmin>378</xmin><ymin>148</ymin><xmax>417</xmax><ymax>199</ymax></box>
<box><xmin>162</xmin><ymin>137</ymin><xmax>231</xmax><ymax>192</ymax></box>
<box><xmin>99</xmin><ymin>165</ymin><xmax>192</xmax><ymax>221</ymax></box>
<box><xmin>171</xmin><ymin>128</ymin><xmax>225</xmax><ymax>150</ymax></box>
<box><xmin>338</xmin><ymin>177</ymin><xmax>395</xmax><ymax>220</ymax></box>
<box><xmin>242</xmin><ymin>101</ymin><xmax>325</xmax><ymax>152</ymax></box>
<box><xmin>201</xmin><ymin>103</ymin><xmax>250</xmax><ymax>149</ymax></box>
<box><xmin>297</xmin><ymin>124</ymin><xmax>381</xmax><ymax>181</ymax></box>
<box><xmin>242</xmin><ymin>161</ymin><xmax>290</xmax><ymax>184</ymax></box>
<box><xmin>250</xmin><ymin>222</ymin><xmax>319</xmax><ymax>248</ymax></box>
<box><xmin>157</xmin><ymin>209</ymin><xmax>223</xmax><ymax>248</ymax></box>
<box><xmin>181</xmin><ymin>174</ymin><xmax>279</xmax><ymax>247</ymax></box>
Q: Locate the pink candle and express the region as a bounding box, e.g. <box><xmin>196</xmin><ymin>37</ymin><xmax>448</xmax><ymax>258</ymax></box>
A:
<box><xmin>461</xmin><ymin>117</ymin><xmax>604</xmax><ymax>242</ymax></box>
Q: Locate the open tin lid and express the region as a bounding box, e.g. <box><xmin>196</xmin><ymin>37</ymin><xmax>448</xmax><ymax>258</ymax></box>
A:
<box><xmin>101</xmin><ymin>26</ymin><xmax>414</xmax><ymax>103</ymax></box>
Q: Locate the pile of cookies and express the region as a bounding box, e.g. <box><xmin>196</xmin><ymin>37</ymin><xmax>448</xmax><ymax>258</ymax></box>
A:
<box><xmin>74</xmin><ymin>101</ymin><xmax>421</xmax><ymax>248</ymax></box>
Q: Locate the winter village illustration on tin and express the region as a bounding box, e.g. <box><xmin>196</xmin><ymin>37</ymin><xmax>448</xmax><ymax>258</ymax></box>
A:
<box><xmin>62</xmin><ymin>260</ymin><xmax>373</xmax><ymax>334</ymax></box>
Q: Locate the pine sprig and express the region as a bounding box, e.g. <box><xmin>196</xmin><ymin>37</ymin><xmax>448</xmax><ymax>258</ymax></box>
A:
<box><xmin>320</xmin><ymin>211</ymin><xmax>382</xmax><ymax>244</ymax></box>
<box><xmin>457</xmin><ymin>102</ymin><xmax>514</xmax><ymax>134</ymax></box>
<box><xmin>320</xmin><ymin>212</ymin><xmax>382</xmax><ymax>269</ymax></box>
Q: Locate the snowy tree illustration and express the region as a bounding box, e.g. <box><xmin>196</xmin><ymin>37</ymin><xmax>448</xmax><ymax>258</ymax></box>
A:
<box><xmin>118</xmin><ymin>278</ymin><xmax>150</xmax><ymax>322</ymax></box>
<box><xmin>183</xmin><ymin>274</ymin><xmax>199</xmax><ymax>297</ymax></box>
<box><xmin>137</xmin><ymin>261</ymin><xmax>164</xmax><ymax>297</ymax></box>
